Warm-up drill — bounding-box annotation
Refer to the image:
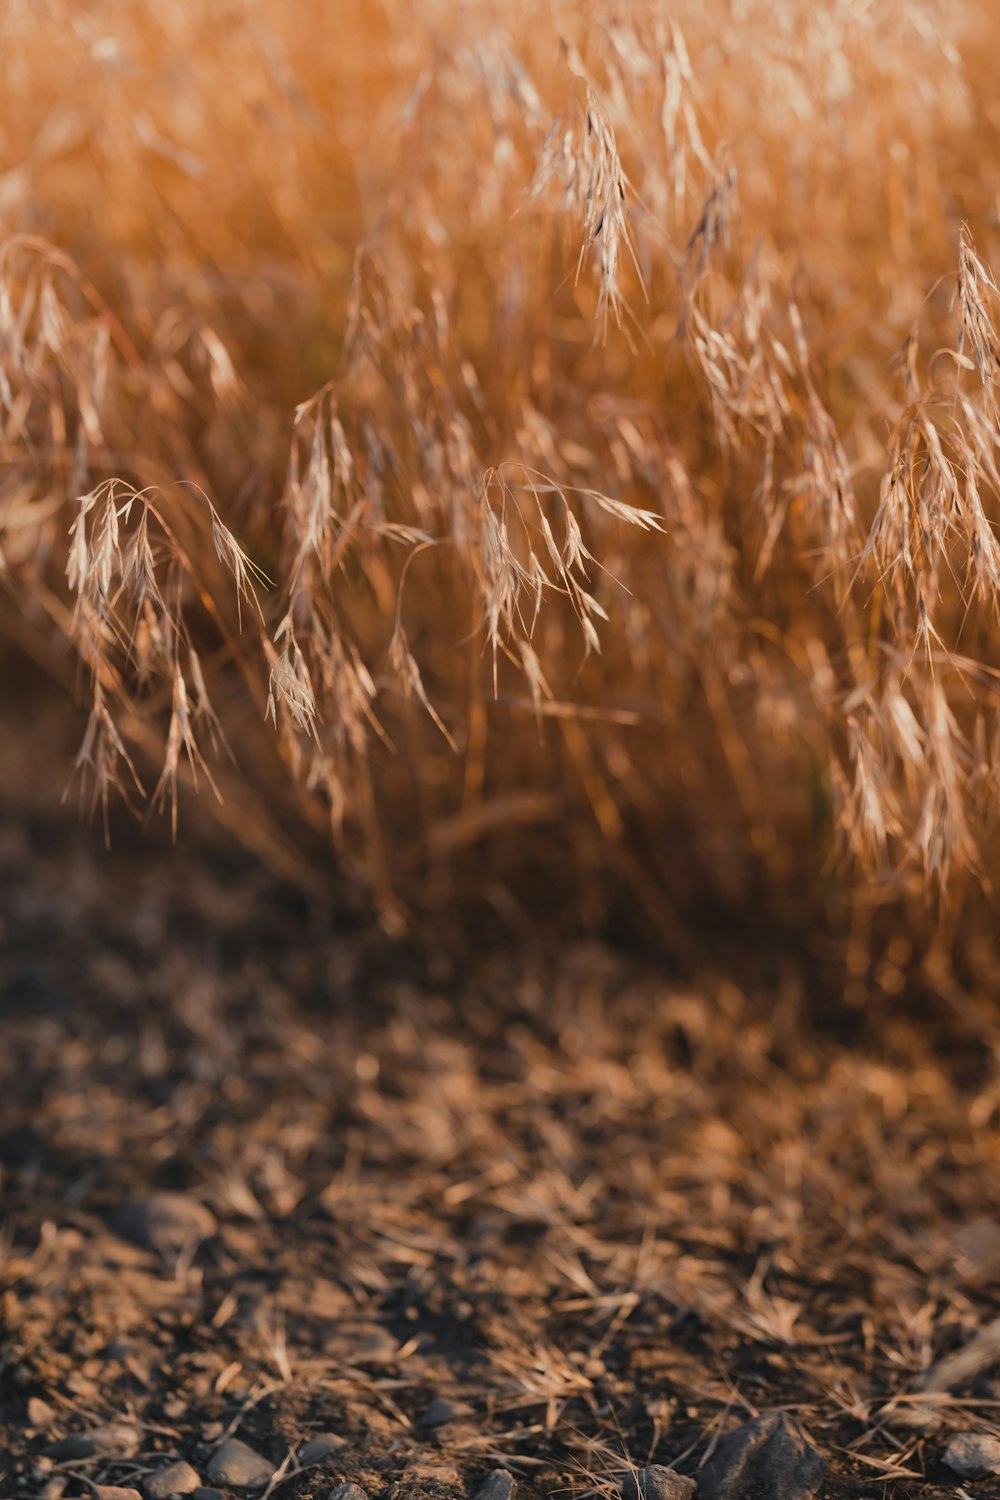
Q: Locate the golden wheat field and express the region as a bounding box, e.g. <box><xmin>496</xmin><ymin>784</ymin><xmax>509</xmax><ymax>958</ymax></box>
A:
<box><xmin>4</xmin><ymin>2</ymin><xmax>1000</xmax><ymax>1498</ymax></box>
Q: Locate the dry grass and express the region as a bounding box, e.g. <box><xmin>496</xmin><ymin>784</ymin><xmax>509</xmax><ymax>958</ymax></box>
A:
<box><xmin>4</xmin><ymin>0</ymin><xmax>1000</xmax><ymax>945</ymax></box>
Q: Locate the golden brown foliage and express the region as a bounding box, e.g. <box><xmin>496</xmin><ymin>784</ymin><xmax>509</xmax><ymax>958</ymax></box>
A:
<box><xmin>4</xmin><ymin>0</ymin><xmax>1000</xmax><ymax>938</ymax></box>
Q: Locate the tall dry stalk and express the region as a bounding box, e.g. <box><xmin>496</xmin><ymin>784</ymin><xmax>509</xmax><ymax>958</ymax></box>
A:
<box><xmin>3</xmin><ymin>0</ymin><xmax>1000</xmax><ymax>945</ymax></box>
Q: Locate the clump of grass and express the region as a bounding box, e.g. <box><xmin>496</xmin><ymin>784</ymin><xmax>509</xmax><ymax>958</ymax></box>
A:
<box><xmin>3</xmin><ymin>0</ymin><xmax>1000</xmax><ymax>948</ymax></box>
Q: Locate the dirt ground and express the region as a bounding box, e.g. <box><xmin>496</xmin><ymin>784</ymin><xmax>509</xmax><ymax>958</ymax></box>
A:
<box><xmin>2</xmin><ymin>711</ymin><xmax>1000</xmax><ymax>1500</ymax></box>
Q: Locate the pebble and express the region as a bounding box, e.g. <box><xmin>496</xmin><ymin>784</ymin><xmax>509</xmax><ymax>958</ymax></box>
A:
<box><xmin>326</xmin><ymin>1486</ymin><xmax>368</xmax><ymax>1500</ymax></box>
<box><xmin>422</xmin><ymin>1396</ymin><xmax>474</xmax><ymax>1427</ymax></box>
<box><xmin>943</xmin><ymin>1432</ymin><xmax>1000</xmax><ymax>1478</ymax></box>
<box><xmin>298</xmin><ymin>1433</ymin><xmax>346</xmax><ymax>1464</ymax></box>
<box><xmin>621</xmin><ymin>1466</ymin><xmax>696</xmax><ymax>1500</ymax></box>
<box><xmin>95</xmin><ymin>1490</ymin><xmax>143</xmax><ymax>1500</ymax></box>
<box><xmin>143</xmin><ymin>1459</ymin><xmax>203</xmax><ymax>1498</ymax></box>
<box><xmin>473</xmin><ymin>1470</ymin><xmax>517</xmax><ymax>1500</ymax></box>
<box><xmin>111</xmin><ymin>1192</ymin><xmax>217</xmax><ymax>1257</ymax></box>
<box><xmin>46</xmin><ymin>1423</ymin><xmax>141</xmax><ymax>1461</ymax></box>
<box><xmin>206</xmin><ymin>1437</ymin><xmax>274</xmax><ymax>1489</ymax></box>
<box><xmin>699</xmin><ymin>1411</ymin><xmax>825</xmax><ymax>1500</ymax></box>
<box><xmin>28</xmin><ymin>1396</ymin><xmax>55</xmax><ymax>1429</ymax></box>
<box><xmin>7</xmin><ymin>1361</ymin><xmax>33</xmax><ymax>1388</ymax></box>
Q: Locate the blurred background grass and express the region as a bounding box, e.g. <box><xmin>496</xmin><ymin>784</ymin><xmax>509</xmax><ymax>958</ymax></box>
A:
<box><xmin>3</xmin><ymin>0</ymin><xmax>1000</xmax><ymax>973</ymax></box>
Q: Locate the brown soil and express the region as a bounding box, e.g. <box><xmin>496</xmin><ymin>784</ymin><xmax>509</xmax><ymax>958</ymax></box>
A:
<box><xmin>2</xmin><ymin>724</ymin><xmax>1000</xmax><ymax>1500</ymax></box>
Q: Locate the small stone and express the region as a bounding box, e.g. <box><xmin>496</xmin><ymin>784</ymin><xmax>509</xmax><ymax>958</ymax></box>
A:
<box><xmin>422</xmin><ymin>1396</ymin><xmax>474</xmax><ymax>1427</ymax></box>
<box><xmin>40</xmin><ymin>1481</ymin><xmax>66</xmax><ymax>1500</ymax></box>
<box><xmin>45</xmin><ymin>1434</ymin><xmax>93</xmax><ymax>1460</ymax></box>
<box><xmin>95</xmin><ymin>1490</ymin><xmax>143</xmax><ymax>1500</ymax></box>
<box><xmin>28</xmin><ymin>1396</ymin><xmax>55</xmax><ymax>1429</ymax></box>
<box><xmin>943</xmin><ymin>1432</ymin><xmax>1000</xmax><ymax>1479</ymax></box>
<box><xmin>46</xmin><ymin>1423</ymin><xmax>141</xmax><ymax>1461</ymax></box>
<box><xmin>474</xmin><ymin>1470</ymin><xmax>517</xmax><ymax>1500</ymax></box>
<box><xmin>206</xmin><ymin>1437</ymin><xmax>274</xmax><ymax>1489</ymax></box>
<box><xmin>143</xmin><ymin>1459</ymin><xmax>202</xmax><ymax>1498</ymax></box>
<box><xmin>111</xmin><ymin>1193</ymin><xmax>216</xmax><ymax>1257</ymax></box>
<box><xmin>326</xmin><ymin>1486</ymin><xmax>368</xmax><ymax>1500</ymax></box>
<box><xmin>699</xmin><ymin>1411</ymin><xmax>825</xmax><ymax>1500</ymax></box>
<box><xmin>621</xmin><ymin>1466</ymin><xmax>696</xmax><ymax>1500</ymax></box>
<box><xmin>298</xmin><ymin>1433</ymin><xmax>346</xmax><ymax>1465</ymax></box>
